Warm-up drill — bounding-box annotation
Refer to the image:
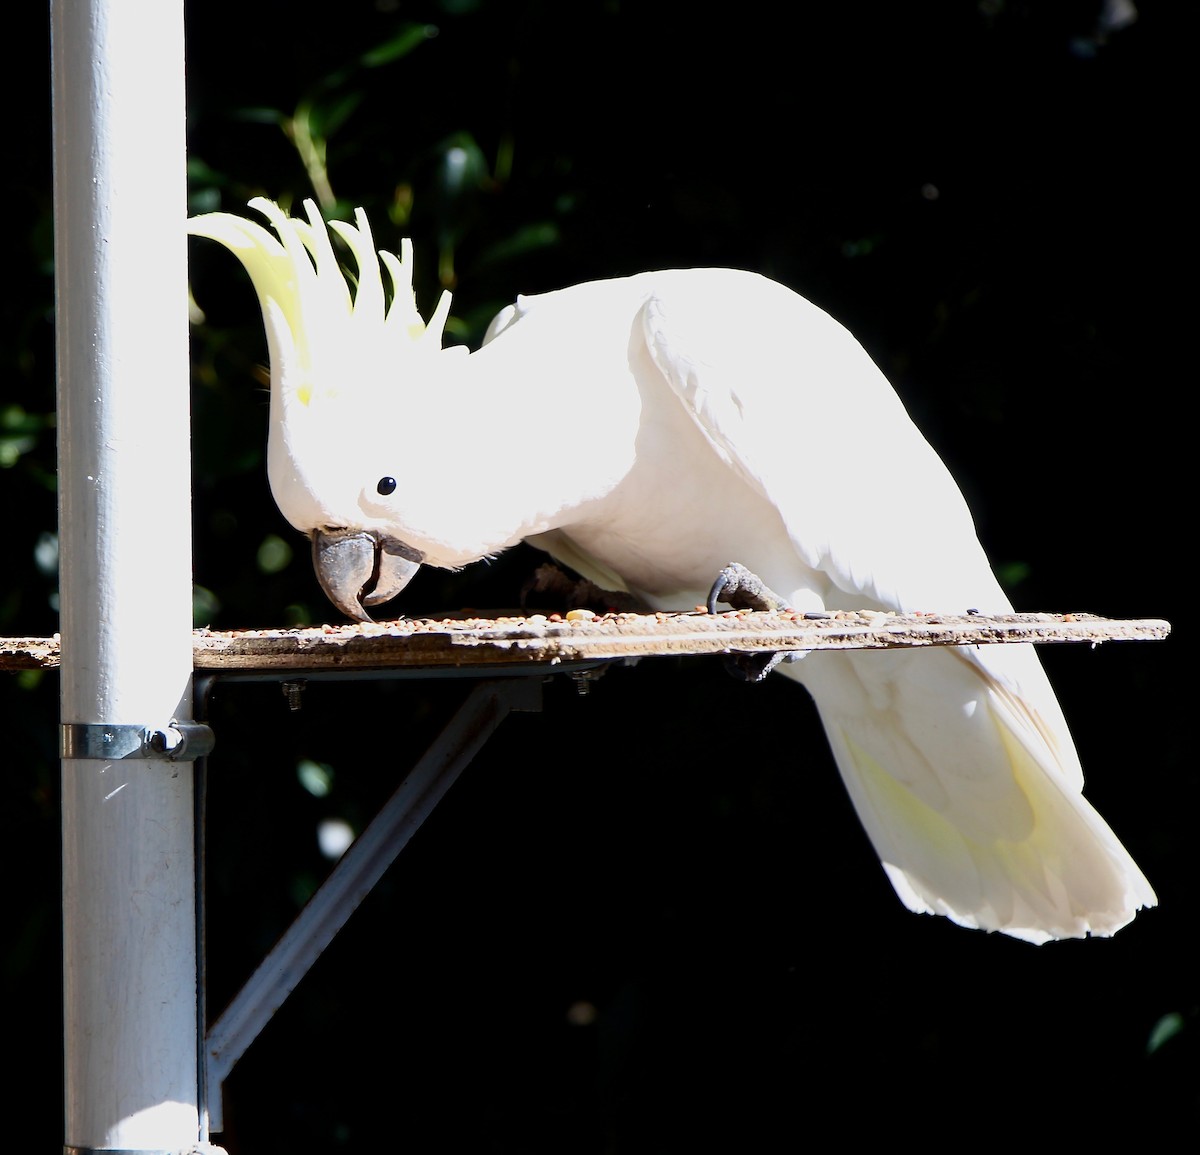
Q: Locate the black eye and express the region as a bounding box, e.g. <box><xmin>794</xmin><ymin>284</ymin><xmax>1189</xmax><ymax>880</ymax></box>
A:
<box><xmin>376</xmin><ymin>476</ymin><xmax>397</xmax><ymax>496</ymax></box>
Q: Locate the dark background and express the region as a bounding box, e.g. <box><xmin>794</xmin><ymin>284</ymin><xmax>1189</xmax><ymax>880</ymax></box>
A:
<box><xmin>3</xmin><ymin>1</ymin><xmax>1192</xmax><ymax>1150</ymax></box>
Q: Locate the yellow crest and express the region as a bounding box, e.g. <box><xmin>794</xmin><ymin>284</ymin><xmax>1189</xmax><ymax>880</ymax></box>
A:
<box><xmin>188</xmin><ymin>198</ymin><xmax>452</xmax><ymax>410</ymax></box>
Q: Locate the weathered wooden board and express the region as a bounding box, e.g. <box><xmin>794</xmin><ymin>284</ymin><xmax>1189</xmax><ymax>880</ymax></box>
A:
<box><xmin>1</xmin><ymin>610</ymin><xmax>1171</xmax><ymax>674</ymax></box>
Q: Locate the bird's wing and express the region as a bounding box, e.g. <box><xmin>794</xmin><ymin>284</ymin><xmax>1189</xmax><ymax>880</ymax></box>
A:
<box><xmin>638</xmin><ymin>269</ymin><xmax>1005</xmax><ymax>614</ymax></box>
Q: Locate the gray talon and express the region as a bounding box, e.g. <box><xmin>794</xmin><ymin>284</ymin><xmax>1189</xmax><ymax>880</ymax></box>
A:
<box><xmin>706</xmin><ymin>562</ymin><xmax>791</xmax><ymax>614</ymax></box>
<box><xmin>707</xmin><ymin>562</ymin><xmax>795</xmax><ymax>684</ymax></box>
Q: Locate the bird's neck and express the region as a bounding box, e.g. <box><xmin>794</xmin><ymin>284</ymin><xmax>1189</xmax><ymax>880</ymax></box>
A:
<box><xmin>406</xmin><ymin>334</ymin><xmax>644</xmax><ymax>563</ymax></box>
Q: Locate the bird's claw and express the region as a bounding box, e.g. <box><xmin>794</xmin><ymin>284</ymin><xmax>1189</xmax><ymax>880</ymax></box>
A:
<box><xmin>707</xmin><ymin>562</ymin><xmax>794</xmax><ymax>684</ymax></box>
<box><xmin>706</xmin><ymin>562</ymin><xmax>791</xmax><ymax>614</ymax></box>
<box><xmin>723</xmin><ymin>650</ymin><xmax>790</xmax><ymax>683</ymax></box>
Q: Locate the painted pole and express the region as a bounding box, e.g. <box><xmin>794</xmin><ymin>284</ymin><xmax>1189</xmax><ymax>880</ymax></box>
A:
<box><xmin>51</xmin><ymin>0</ymin><xmax>199</xmax><ymax>1149</ymax></box>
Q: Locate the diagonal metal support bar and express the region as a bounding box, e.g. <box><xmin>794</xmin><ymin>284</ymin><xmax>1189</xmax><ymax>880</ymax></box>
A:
<box><xmin>202</xmin><ymin>676</ymin><xmax>543</xmax><ymax>1132</ymax></box>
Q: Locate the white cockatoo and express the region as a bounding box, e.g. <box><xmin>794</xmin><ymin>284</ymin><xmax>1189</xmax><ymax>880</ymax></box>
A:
<box><xmin>188</xmin><ymin>198</ymin><xmax>1155</xmax><ymax>943</ymax></box>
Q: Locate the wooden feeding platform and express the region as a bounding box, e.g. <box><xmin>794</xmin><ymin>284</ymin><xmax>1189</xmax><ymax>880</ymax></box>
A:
<box><xmin>1</xmin><ymin>608</ymin><xmax>1173</xmax><ymax>676</ymax></box>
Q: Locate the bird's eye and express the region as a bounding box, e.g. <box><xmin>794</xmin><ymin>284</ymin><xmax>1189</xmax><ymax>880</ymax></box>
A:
<box><xmin>376</xmin><ymin>476</ymin><xmax>397</xmax><ymax>496</ymax></box>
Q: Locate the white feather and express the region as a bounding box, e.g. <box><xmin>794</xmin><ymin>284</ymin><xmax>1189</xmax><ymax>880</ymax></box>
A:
<box><xmin>190</xmin><ymin>203</ymin><xmax>1155</xmax><ymax>941</ymax></box>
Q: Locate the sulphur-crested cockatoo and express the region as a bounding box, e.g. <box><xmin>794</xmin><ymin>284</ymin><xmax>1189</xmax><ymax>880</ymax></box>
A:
<box><xmin>188</xmin><ymin>198</ymin><xmax>1155</xmax><ymax>943</ymax></box>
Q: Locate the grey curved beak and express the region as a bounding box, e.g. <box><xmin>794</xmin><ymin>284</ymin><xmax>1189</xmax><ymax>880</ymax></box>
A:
<box><xmin>311</xmin><ymin>528</ymin><xmax>424</xmax><ymax>622</ymax></box>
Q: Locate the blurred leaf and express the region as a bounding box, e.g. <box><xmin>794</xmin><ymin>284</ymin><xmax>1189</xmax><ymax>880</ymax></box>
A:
<box><xmin>1147</xmin><ymin>1011</ymin><xmax>1186</xmax><ymax>1055</ymax></box>
<box><xmin>193</xmin><ymin>584</ymin><xmax>222</xmax><ymax>625</ymax></box>
<box><xmin>298</xmin><ymin>91</ymin><xmax>364</xmax><ymax>147</ymax></box>
<box><xmin>283</xmin><ymin>602</ymin><xmax>315</xmax><ymax>627</ymax></box>
<box><xmin>475</xmin><ymin>222</ymin><xmax>561</xmax><ymax>270</ymax></box>
<box><xmin>257</xmin><ymin>533</ymin><xmax>294</xmax><ymax>575</ymax></box>
<box><xmin>429</xmin><ymin>131</ymin><xmax>492</xmax><ymax>285</ymax></box>
<box><xmin>996</xmin><ymin>560</ymin><xmax>1031</xmax><ymax>591</ymax></box>
<box><xmin>32</xmin><ymin>532</ymin><xmax>57</xmax><ymax>577</ymax></box>
<box><xmin>0</xmin><ymin>405</ymin><xmax>52</xmax><ymax>469</ymax></box>
<box><xmin>0</xmin><ymin>434</ymin><xmax>35</xmax><ymax>469</ymax></box>
<box><xmin>360</xmin><ymin>24</ymin><xmax>438</xmax><ymax>68</ymax></box>
<box><xmin>435</xmin><ymin>132</ymin><xmax>490</xmax><ymax>203</ymax></box>
<box><xmin>298</xmin><ymin>758</ymin><xmax>334</xmax><ymax>797</ymax></box>
<box><xmin>232</xmin><ymin>106</ymin><xmax>289</xmax><ymax>127</ymax></box>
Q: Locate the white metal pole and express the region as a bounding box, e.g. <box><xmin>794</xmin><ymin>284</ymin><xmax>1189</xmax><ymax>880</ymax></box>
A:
<box><xmin>52</xmin><ymin>0</ymin><xmax>199</xmax><ymax>1150</ymax></box>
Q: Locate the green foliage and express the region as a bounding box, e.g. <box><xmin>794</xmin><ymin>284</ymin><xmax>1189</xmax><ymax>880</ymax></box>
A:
<box><xmin>297</xmin><ymin>758</ymin><xmax>335</xmax><ymax>798</ymax></box>
<box><xmin>0</xmin><ymin>404</ymin><xmax>52</xmax><ymax>470</ymax></box>
<box><xmin>255</xmin><ymin>533</ymin><xmax>293</xmax><ymax>576</ymax></box>
<box><xmin>1147</xmin><ymin>1010</ymin><xmax>1187</xmax><ymax>1055</ymax></box>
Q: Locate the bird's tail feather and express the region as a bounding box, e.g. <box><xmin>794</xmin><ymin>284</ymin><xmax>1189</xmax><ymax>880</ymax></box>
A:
<box><xmin>788</xmin><ymin>645</ymin><xmax>1155</xmax><ymax>943</ymax></box>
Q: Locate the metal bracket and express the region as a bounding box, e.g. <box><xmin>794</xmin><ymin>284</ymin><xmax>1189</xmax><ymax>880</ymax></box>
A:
<box><xmin>201</xmin><ymin>676</ymin><xmax>540</xmax><ymax>1132</ymax></box>
<box><xmin>61</xmin><ymin>721</ymin><xmax>216</xmax><ymax>762</ymax></box>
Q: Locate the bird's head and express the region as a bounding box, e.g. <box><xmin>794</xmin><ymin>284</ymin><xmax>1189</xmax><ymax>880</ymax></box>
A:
<box><xmin>188</xmin><ymin>198</ymin><xmax>462</xmax><ymax>620</ymax></box>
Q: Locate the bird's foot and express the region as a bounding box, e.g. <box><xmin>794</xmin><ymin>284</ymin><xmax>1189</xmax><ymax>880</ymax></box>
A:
<box><xmin>522</xmin><ymin>563</ymin><xmax>647</xmax><ymax>614</ymax></box>
<box><xmin>723</xmin><ymin>650</ymin><xmax>790</xmax><ymax>683</ymax></box>
<box><xmin>706</xmin><ymin>562</ymin><xmax>791</xmax><ymax>614</ymax></box>
<box><xmin>706</xmin><ymin>563</ymin><xmax>795</xmax><ymax>683</ymax></box>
